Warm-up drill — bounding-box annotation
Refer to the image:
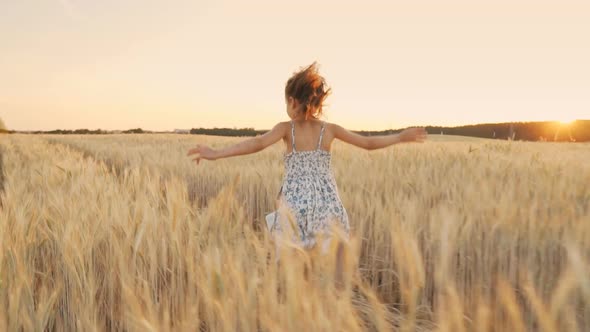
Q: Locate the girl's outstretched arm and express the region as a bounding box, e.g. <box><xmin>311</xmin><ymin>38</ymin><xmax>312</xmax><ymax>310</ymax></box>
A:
<box><xmin>333</xmin><ymin>124</ymin><xmax>427</xmax><ymax>150</ymax></box>
<box><xmin>187</xmin><ymin>122</ymin><xmax>289</xmax><ymax>164</ymax></box>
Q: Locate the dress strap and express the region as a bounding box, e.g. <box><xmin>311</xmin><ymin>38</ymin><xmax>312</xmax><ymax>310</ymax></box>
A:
<box><xmin>290</xmin><ymin>120</ymin><xmax>296</xmax><ymax>151</ymax></box>
<box><xmin>316</xmin><ymin>121</ymin><xmax>326</xmax><ymax>150</ymax></box>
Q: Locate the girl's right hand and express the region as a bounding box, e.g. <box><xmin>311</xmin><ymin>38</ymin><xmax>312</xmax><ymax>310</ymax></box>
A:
<box><xmin>398</xmin><ymin>127</ymin><xmax>428</xmax><ymax>143</ymax></box>
<box><xmin>187</xmin><ymin>144</ymin><xmax>218</xmax><ymax>165</ymax></box>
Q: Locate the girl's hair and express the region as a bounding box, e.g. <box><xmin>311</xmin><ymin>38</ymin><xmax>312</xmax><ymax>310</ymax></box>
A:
<box><xmin>285</xmin><ymin>62</ymin><xmax>331</xmax><ymax>119</ymax></box>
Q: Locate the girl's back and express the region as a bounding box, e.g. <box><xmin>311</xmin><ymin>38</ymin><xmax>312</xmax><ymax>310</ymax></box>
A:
<box><xmin>285</xmin><ymin>119</ymin><xmax>332</xmax><ymax>153</ymax></box>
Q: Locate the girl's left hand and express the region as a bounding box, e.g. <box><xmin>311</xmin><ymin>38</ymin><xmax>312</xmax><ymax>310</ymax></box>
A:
<box><xmin>187</xmin><ymin>144</ymin><xmax>218</xmax><ymax>164</ymax></box>
<box><xmin>399</xmin><ymin>127</ymin><xmax>428</xmax><ymax>143</ymax></box>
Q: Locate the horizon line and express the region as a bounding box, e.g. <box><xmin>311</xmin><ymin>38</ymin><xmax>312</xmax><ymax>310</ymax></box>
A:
<box><xmin>9</xmin><ymin>119</ymin><xmax>588</xmax><ymax>133</ymax></box>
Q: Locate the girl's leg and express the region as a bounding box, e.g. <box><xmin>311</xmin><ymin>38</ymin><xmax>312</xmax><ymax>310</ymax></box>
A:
<box><xmin>334</xmin><ymin>240</ymin><xmax>346</xmax><ymax>291</ymax></box>
<box><xmin>317</xmin><ymin>235</ymin><xmax>346</xmax><ymax>291</ymax></box>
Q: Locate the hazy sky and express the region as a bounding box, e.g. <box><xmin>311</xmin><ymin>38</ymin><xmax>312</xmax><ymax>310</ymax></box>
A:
<box><xmin>1</xmin><ymin>0</ymin><xmax>589</xmax><ymax>131</ymax></box>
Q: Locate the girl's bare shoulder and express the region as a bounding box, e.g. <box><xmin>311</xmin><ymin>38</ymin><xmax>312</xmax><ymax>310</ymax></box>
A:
<box><xmin>323</xmin><ymin>121</ymin><xmax>343</xmax><ymax>134</ymax></box>
<box><xmin>273</xmin><ymin>121</ymin><xmax>292</xmax><ymax>131</ymax></box>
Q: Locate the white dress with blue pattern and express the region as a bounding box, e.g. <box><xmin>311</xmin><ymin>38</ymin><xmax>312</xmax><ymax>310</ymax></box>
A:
<box><xmin>267</xmin><ymin>121</ymin><xmax>350</xmax><ymax>248</ymax></box>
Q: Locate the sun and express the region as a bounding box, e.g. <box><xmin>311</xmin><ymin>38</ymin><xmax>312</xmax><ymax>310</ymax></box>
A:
<box><xmin>557</xmin><ymin>119</ymin><xmax>576</xmax><ymax>126</ymax></box>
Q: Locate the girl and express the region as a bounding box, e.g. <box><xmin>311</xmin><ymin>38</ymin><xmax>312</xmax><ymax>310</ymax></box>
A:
<box><xmin>187</xmin><ymin>62</ymin><xmax>427</xmax><ymax>250</ymax></box>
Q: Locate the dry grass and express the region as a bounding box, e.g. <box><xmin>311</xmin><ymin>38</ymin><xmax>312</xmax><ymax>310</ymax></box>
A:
<box><xmin>0</xmin><ymin>134</ymin><xmax>589</xmax><ymax>331</ymax></box>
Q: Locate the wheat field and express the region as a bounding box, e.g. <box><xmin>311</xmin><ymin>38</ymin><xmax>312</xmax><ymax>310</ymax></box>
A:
<box><xmin>0</xmin><ymin>134</ymin><xmax>589</xmax><ymax>331</ymax></box>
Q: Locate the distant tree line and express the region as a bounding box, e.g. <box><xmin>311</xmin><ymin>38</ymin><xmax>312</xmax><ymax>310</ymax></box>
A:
<box><xmin>425</xmin><ymin>121</ymin><xmax>590</xmax><ymax>142</ymax></box>
<box><xmin>10</xmin><ymin>121</ymin><xmax>590</xmax><ymax>142</ymax></box>
<box><xmin>189</xmin><ymin>127</ymin><xmax>266</xmax><ymax>136</ymax></box>
<box><xmin>37</xmin><ymin>129</ymin><xmax>109</xmax><ymax>135</ymax></box>
<box><xmin>353</xmin><ymin>121</ymin><xmax>590</xmax><ymax>142</ymax></box>
<box><xmin>122</xmin><ymin>128</ymin><xmax>145</xmax><ymax>134</ymax></box>
<box><xmin>25</xmin><ymin>128</ymin><xmax>147</xmax><ymax>135</ymax></box>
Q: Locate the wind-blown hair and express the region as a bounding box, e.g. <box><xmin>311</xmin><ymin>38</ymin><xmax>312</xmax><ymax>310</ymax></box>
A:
<box><xmin>285</xmin><ymin>62</ymin><xmax>331</xmax><ymax>119</ymax></box>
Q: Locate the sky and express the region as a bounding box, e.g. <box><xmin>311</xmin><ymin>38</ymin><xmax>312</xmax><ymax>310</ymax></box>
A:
<box><xmin>1</xmin><ymin>0</ymin><xmax>589</xmax><ymax>131</ymax></box>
